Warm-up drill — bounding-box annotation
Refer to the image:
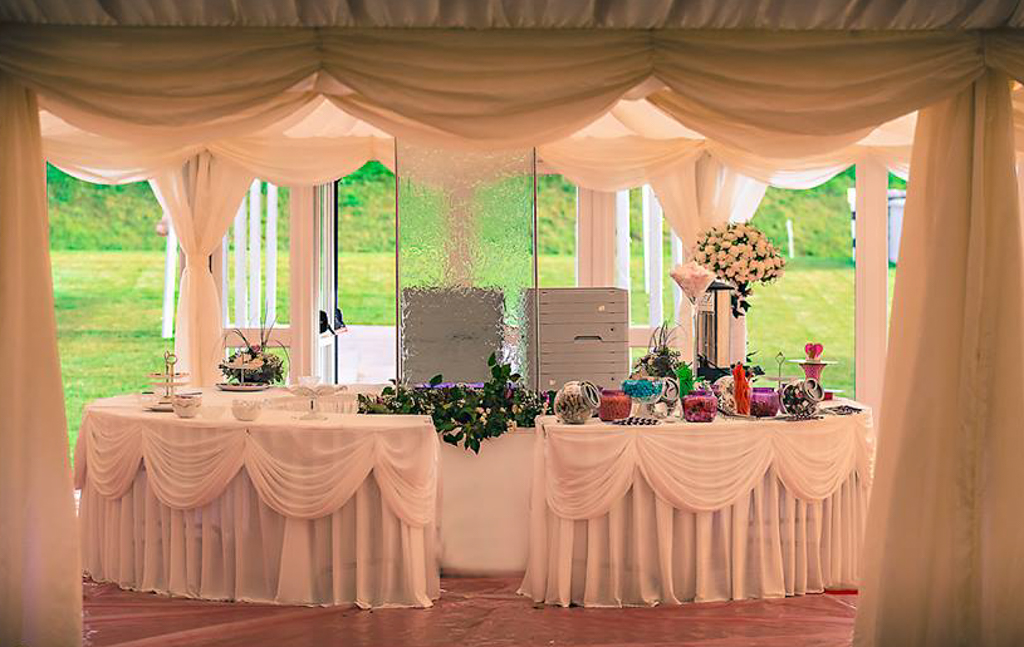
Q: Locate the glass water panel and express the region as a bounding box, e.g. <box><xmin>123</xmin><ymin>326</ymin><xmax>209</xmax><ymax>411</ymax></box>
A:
<box><xmin>397</xmin><ymin>143</ymin><xmax>536</xmax><ymax>386</ymax></box>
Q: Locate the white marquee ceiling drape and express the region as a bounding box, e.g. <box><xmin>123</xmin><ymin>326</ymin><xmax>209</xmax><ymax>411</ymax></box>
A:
<box><xmin>1</xmin><ymin>19</ymin><xmax>1024</xmax><ymax>647</ymax></box>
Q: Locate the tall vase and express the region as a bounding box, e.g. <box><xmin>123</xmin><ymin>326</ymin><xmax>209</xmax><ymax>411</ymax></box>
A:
<box><xmin>691</xmin><ymin>297</ymin><xmax>701</xmax><ymax>375</ymax></box>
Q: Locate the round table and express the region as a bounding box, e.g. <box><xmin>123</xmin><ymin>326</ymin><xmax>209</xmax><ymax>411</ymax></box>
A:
<box><xmin>519</xmin><ymin>402</ymin><xmax>874</xmax><ymax>607</ymax></box>
<box><xmin>74</xmin><ymin>388</ymin><xmax>439</xmax><ymax>608</ymax></box>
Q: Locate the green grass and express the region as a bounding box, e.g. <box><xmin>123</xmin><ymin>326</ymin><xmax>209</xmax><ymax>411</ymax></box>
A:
<box><xmin>56</xmin><ymin>251</ymin><xmax>891</xmax><ymax>452</ymax></box>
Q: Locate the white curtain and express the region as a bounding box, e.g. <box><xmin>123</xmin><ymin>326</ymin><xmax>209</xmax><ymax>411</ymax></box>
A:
<box><xmin>0</xmin><ymin>72</ymin><xmax>81</xmax><ymax>647</ymax></box>
<box><xmin>648</xmin><ymin>155</ymin><xmax>767</xmax><ymax>362</ymax></box>
<box><xmin>149</xmin><ymin>155</ymin><xmax>254</xmax><ymax>385</ymax></box>
<box><xmin>853</xmin><ymin>70</ymin><xmax>1024</xmax><ymax>647</ymax></box>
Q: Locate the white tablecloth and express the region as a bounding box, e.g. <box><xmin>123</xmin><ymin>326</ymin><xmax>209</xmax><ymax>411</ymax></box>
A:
<box><xmin>74</xmin><ymin>390</ymin><xmax>439</xmax><ymax>608</ymax></box>
<box><xmin>519</xmin><ymin>405</ymin><xmax>874</xmax><ymax>607</ymax></box>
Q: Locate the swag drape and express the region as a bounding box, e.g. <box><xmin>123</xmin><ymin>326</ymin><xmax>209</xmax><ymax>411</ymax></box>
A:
<box><xmin>3</xmin><ymin>25</ymin><xmax>1024</xmax><ymax>647</ymax></box>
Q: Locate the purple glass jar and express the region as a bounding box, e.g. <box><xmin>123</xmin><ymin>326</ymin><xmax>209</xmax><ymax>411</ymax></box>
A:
<box><xmin>682</xmin><ymin>390</ymin><xmax>718</xmax><ymax>423</ymax></box>
<box><xmin>750</xmin><ymin>387</ymin><xmax>781</xmax><ymax>418</ymax></box>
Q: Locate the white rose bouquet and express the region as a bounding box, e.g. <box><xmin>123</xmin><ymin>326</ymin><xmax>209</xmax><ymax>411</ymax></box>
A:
<box><xmin>692</xmin><ymin>223</ymin><xmax>785</xmax><ymax>317</ymax></box>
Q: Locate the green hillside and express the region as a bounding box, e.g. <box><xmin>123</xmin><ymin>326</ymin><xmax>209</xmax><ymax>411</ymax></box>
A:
<box><xmin>46</xmin><ymin>162</ymin><xmax>902</xmax><ymax>259</ymax></box>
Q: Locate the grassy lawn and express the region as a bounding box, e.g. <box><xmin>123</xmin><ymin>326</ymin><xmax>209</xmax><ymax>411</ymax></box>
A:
<box><xmin>56</xmin><ymin>250</ymin><xmax>892</xmax><ymax>452</ymax></box>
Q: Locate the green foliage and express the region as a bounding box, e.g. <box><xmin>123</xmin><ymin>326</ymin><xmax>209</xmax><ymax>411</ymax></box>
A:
<box><xmin>357</xmin><ymin>353</ymin><xmax>550</xmax><ymax>453</ymax></box>
<box><xmin>631</xmin><ymin>323</ymin><xmax>683</xmax><ymax>378</ymax></box>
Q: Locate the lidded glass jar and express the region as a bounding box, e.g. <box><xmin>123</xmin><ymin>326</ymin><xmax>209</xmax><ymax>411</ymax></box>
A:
<box><xmin>599</xmin><ymin>389</ymin><xmax>632</xmax><ymax>422</ymax></box>
<box><xmin>682</xmin><ymin>390</ymin><xmax>717</xmax><ymax>423</ymax></box>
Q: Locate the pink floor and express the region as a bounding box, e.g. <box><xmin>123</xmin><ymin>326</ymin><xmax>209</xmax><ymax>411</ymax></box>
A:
<box><xmin>84</xmin><ymin>577</ymin><xmax>857</xmax><ymax>647</ymax></box>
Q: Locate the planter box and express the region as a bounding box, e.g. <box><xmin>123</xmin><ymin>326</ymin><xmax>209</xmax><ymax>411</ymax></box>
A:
<box><xmin>438</xmin><ymin>427</ymin><xmax>535</xmax><ymax>576</ymax></box>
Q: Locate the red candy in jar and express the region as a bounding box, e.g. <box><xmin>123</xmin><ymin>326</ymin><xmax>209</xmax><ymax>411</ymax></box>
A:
<box><xmin>599</xmin><ymin>389</ymin><xmax>632</xmax><ymax>421</ymax></box>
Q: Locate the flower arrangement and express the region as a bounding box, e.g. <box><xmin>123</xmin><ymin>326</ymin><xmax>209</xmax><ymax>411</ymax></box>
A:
<box><xmin>631</xmin><ymin>324</ymin><xmax>682</xmax><ymax>378</ymax></box>
<box><xmin>358</xmin><ymin>353</ymin><xmax>550</xmax><ymax>453</ymax></box>
<box><xmin>219</xmin><ymin>322</ymin><xmax>287</xmax><ymax>385</ymax></box>
<box><xmin>693</xmin><ymin>223</ymin><xmax>785</xmax><ymax>317</ymax></box>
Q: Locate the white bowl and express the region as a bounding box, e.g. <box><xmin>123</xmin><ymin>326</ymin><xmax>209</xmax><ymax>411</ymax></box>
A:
<box><xmin>231</xmin><ymin>399</ymin><xmax>263</xmax><ymax>422</ymax></box>
<box><xmin>172</xmin><ymin>394</ymin><xmax>202</xmax><ymax>419</ymax></box>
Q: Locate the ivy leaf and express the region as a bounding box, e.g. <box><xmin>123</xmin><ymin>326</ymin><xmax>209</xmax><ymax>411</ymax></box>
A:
<box><xmin>429</xmin><ymin>374</ymin><xmax>444</xmax><ymax>387</ymax></box>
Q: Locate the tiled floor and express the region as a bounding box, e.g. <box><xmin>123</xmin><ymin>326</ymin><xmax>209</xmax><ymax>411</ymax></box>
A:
<box><xmin>83</xmin><ymin>577</ymin><xmax>857</xmax><ymax>647</ymax></box>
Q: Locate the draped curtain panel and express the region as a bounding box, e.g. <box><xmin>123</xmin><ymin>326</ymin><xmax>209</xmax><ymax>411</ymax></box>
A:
<box><xmin>0</xmin><ymin>72</ymin><xmax>82</xmax><ymax>647</ymax></box>
<box><xmin>149</xmin><ymin>154</ymin><xmax>254</xmax><ymax>386</ymax></box>
<box><xmin>853</xmin><ymin>69</ymin><xmax>1024</xmax><ymax>647</ymax></box>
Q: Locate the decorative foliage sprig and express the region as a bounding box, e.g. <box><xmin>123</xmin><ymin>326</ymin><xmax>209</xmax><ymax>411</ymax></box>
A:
<box><xmin>631</xmin><ymin>324</ymin><xmax>682</xmax><ymax>378</ymax></box>
<box><xmin>358</xmin><ymin>353</ymin><xmax>550</xmax><ymax>453</ymax></box>
<box><xmin>693</xmin><ymin>223</ymin><xmax>785</xmax><ymax>317</ymax></box>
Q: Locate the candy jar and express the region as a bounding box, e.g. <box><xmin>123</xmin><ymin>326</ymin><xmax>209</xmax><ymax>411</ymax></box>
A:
<box><xmin>682</xmin><ymin>389</ymin><xmax>718</xmax><ymax>422</ymax></box>
<box><xmin>750</xmin><ymin>386</ymin><xmax>780</xmax><ymax>417</ymax></box>
<box><xmin>599</xmin><ymin>389</ymin><xmax>632</xmax><ymax>422</ymax></box>
<box><xmin>554</xmin><ymin>380</ymin><xmax>601</xmax><ymax>424</ymax></box>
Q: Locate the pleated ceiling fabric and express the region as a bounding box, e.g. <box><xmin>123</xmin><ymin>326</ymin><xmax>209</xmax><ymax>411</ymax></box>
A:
<box><xmin>3</xmin><ymin>0</ymin><xmax>1023</xmax><ymax>29</ymax></box>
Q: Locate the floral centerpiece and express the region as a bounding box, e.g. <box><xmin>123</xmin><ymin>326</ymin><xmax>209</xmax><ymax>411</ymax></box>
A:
<box><xmin>219</xmin><ymin>323</ymin><xmax>286</xmax><ymax>385</ymax></box>
<box><xmin>631</xmin><ymin>324</ymin><xmax>682</xmax><ymax>378</ymax></box>
<box><xmin>358</xmin><ymin>353</ymin><xmax>549</xmax><ymax>453</ymax></box>
<box><xmin>693</xmin><ymin>223</ymin><xmax>785</xmax><ymax>317</ymax></box>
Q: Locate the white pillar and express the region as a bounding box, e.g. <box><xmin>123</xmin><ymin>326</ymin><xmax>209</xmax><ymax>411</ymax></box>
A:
<box><xmin>670</xmin><ymin>232</ymin><xmax>683</xmax><ymax>324</ymax></box>
<box><xmin>265</xmin><ymin>183</ymin><xmax>278</xmax><ymax>325</ymax></box>
<box><xmin>855</xmin><ymin>159</ymin><xmax>889</xmax><ymax>420</ymax></box>
<box><xmin>641</xmin><ymin>186</ymin><xmax>651</xmax><ymax>292</ymax></box>
<box><xmin>247</xmin><ymin>180</ymin><xmax>262</xmax><ymax>325</ymax></box>
<box><xmin>615</xmin><ymin>190</ymin><xmax>631</xmax><ymax>291</ymax></box>
<box><xmin>232</xmin><ymin>199</ymin><xmax>247</xmax><ymax>327</ymax></box>
<box><xmin>160</xmin><ymin>220</ymin><xmax>177</xmax><ymax>339</ymax></box>
<box><xmin>289</xmin><ymin>186</ymin><xmax>316</xmax><ymax>381</ymax></box>
<box><xmin>575</xmin><ymin>188</ymin><xmax>616</xmax><ymax>287</ymax></box>
<box><xmin>645</xmin><ymin>186</ymin><xmax>663</xmax><ymax>326</ymax></box>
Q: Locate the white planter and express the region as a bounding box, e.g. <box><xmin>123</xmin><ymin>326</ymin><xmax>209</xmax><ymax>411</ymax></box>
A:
<box><xmin>438</xmin><ymin>427</ymin><xmax>535</xmax><ymax>576</ymax></box>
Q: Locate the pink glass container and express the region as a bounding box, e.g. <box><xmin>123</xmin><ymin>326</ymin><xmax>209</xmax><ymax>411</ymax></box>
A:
<box><xmin>682</xmin><ymin>390</ymin><xmax>718</xmax><ymax>423</ymax></box>
<box><xmin>799</xmin><ymin>362</ymin><xmax>826</xmax><ymax>381</ymax></box>
<box><xmin>599</xmin><ymin>389</ymin><xmax>632</xmax><ymax>422</ymax></box>
<box><xmin>750</xmin><ymin>387</ymin><xmax>780</xmax><ymax>417</ymax></box>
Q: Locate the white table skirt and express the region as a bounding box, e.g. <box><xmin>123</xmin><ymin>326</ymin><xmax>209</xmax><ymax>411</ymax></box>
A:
<box><xmin>519</xmin><ymin>407</ymin><xmax>873</xmax><ymax>607</ymax></box>
<box><xmin>74</xmin><ymin>392</ymin><xmax>440</xmax><ymax>608</ymax></box>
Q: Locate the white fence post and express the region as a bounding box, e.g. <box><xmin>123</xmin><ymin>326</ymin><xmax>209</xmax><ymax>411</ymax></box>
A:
<box><xmin>670</xmin><ymin>232</ymin><xmax>683</xmax><ymax>324</ymax></box>
<box><xmin>160</xmin><ymin>220</ymin><xmax>177</xmax><ymax>339</ymax></box>
<box><xmin>644</xmin><ymin>186</ymin><xmax>663</xmax><ymax>326</ymax></box>
<box><xmin>266</xmin><ymin>183</ymin><xmax>278</xmax><ymax>325</ymax></box>
<box><xmin>248</xmin><ymin>180</ymin><xmax>262</xmax><ymax>325</ymax></box>
<box><xmin>233</xmin><ymin>199</ymin><xmax>248</xmax><ymax>328</ymax></box>
<box><xmin>615</xmin><ymin>190</ymin><xmax>631</xmax><ymax>291</ymax></box>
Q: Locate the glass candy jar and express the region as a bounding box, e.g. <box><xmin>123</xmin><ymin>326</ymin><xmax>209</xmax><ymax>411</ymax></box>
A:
<box><xmin>750</xmin><ymin>387</ymin><xmax>780</xmax><ymax>418</ymax></box>
<box><xmin>682</xmin><ymin>390</ymin><xmax>718</xmax><ymax>423</ymax></box>
<box><xmin>599</xmin><ymin>389</ymin><xmax>632</xmax><ymax>422</ymax></box>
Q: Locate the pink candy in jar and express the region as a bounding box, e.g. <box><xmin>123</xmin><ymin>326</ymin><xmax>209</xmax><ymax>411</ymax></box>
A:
<box><xmin>750</xmin><ymin>387</ymin><xmax>780</xmax><ymax>417</ymax></box>
<box><xmin>682</xmin><ymin>390</ymin><xmax>717</xmax><ymax>422</ymax></box>
<box><xmin>599</xmin><ymin>389</ymin><xmax>632</xmax><ymax>422</ymax></box>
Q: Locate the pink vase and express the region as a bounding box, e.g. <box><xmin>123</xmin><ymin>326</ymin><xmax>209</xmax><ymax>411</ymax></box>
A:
<box><xmin>800</xmin><ymin>362</ymin><xmax>826</xmax><ymax>382</ymax></box>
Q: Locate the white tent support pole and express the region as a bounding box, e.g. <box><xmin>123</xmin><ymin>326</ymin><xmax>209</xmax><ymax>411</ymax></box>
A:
<box><xmin>641</xmin><ymin>186</ymin><xmax>651</xmax><ymax>292</ymax></box>
<box><xmin>288</xmin><ymin>186</ymin><xmax>316</xmax><ymax>382</ymax></box>
<box><xmin>855</xmin><ymin>159</ymin><xmax>889</xmax><ymax>421</ymax></box>
<box><xmin>218</xmin><ymin>237</ymin><xmax>228</xmax><ymax>327</ymax></box>
<box><xmin>266</xmin><ymin>183</ymin><xmax>278</xmax><ymax>325</ymax></box>
<box><xmin>645</xmin><ymin>185</ymin><xmax>663</xmax><ymax>326</ymax></box>
<box><xmin>615</xmin><ymin>190</ymin><xmax>631</xmax><ymax>291</ymax></box>
<box><xmin>670</xmin><ymin>232</ymin><xmax>683</xmax><ymax>324</ymax></box>
<box><xmin>248</xmin><ymin>180</ymin><xmax>262</xmax><ymax>325</ymax></box>
<box><xmin>575</xmin><ymin>188</ymin><xmax>617</xmax><ymax>287</ymax></box>
<box><xmin>233</xmin><ymin>199</ymin><xmax>247</xmax><ymax>327</ymax></box>
<box><xmin>160</xmin><ymin>219</ymin><xmax>177</xmax><ymax>339</ymax></box>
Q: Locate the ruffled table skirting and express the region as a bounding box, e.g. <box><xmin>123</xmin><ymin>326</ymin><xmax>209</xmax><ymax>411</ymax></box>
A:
<box><xmin>520</xmin><ymin>409</ymin><xmax>873</xmax><ymax>606</ymax></box>
<box><xmin>75</xmin><ymin>394</ymin><xmax>439</xmax><ymax>607</ymax></box>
